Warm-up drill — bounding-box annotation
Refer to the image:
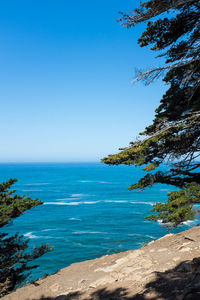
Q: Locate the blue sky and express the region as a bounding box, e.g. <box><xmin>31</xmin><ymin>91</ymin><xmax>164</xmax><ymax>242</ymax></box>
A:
<box><xmin>0</xmin><ymin>0</ymin><xmax>166</xmax><ymax>162</ymax></box>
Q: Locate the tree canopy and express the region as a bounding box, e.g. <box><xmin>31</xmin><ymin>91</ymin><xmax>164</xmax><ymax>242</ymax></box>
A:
<box><xmin>102</xmin><ymin>0</ymin><xmax>200</xmax><ymax>226</ymax></box>
<box><xmin>0</xmin><ymin>179</ymin><xmax>51</xmax><ymax>296</ymax></box>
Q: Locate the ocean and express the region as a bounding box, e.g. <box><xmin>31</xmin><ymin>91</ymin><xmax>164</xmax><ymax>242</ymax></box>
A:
<box><xmin>0</xmin><ymin>162</ymin><xmax>199</xmax><ymax>283</ymax></box>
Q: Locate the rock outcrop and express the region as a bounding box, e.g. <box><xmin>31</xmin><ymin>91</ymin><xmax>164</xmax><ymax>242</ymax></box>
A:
<box><xmin>2</xmin><ymin>226</ymin><xmax>200</xmax><ymax>300</ymax></box>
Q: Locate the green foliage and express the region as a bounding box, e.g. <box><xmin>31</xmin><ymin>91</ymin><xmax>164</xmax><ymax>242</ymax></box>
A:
<box><xmin>0</xmin><ymin>179</ymin><xmax>51</xmax><ymax>296</ymax></box>
<box><xmin>0</xmin><ymin>178</ymin><xmax>42</xmax><ymax>227</ymax></box>
<box><xmin>147</xmin><ymin>183</ymin><xmax>200</xmax><ymax>226</ymax></box>
<box><xmin>103</xmin><ymin>0</ymin><xmax>200</xmax><ymax>226</ymax></box>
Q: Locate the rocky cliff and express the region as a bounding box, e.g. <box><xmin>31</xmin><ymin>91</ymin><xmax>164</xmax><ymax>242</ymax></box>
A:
<box><xmin>2</xmin><ymin>226</ymin><xmax>200</xmax><ymax>300</ymax></box>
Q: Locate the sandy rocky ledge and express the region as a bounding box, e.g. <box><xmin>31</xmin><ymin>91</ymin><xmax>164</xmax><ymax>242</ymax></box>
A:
<box><xmin>2</xmin><ymin>226</ymin><xmax>200</xmax><ymax>300</ymax></box>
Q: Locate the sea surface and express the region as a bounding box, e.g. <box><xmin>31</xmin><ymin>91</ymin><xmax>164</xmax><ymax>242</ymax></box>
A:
<box><xmin>1</xmin><ymin>162</ymin><xmax>199</xmax><ymax>283</ymax></box>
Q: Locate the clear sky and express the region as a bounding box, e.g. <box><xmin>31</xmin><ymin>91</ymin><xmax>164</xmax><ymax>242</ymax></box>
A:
<box><xmin>0</xmin><ymin>0</ymin><xmax>167</xmax><ymax>162</ymax></box>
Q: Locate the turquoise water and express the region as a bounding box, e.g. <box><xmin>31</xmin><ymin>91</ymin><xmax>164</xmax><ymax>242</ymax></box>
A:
<box><xmin>1</xmin><ymin>163</ymin><xmax>199</xmax><ymax>283</ymax></box>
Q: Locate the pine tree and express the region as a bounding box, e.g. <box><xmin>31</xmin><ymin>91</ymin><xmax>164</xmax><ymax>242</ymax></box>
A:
<box><xmin>102</xmin><ymin>0</ymin><xmax>200</xmax><ymax>226</ymax></box>
<box><xmin>0</xmin><ymin>179</ymin><xmax>51</xmax><ymax>296</ymax></box>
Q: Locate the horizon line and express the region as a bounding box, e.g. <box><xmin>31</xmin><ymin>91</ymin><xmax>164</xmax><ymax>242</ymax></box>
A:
<box><xmin>0</xmin><ymin>161</ymin><xmax>102</xmax><ymax>164</ymax></box>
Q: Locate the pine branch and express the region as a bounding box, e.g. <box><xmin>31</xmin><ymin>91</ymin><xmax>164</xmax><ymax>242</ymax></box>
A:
<box><xmin>127</xmin><ymin>112</ymin><xmax>200</xmax><ymax>150</ymax></box>
<box><xmin>120</xmin><ymin>0</ymin><xmax>199</xmax><ymax>27</ymax></box>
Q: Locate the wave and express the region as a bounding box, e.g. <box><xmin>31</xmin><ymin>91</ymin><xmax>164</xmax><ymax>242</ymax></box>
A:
<box><xmin>127</xmin><ymin>233</ymin><xmax>155</xmax><ymax>239</ymax></box>
<box><xmin>73</xmin><ymin>231</ymin><xmax>108</xmax><ymax>235</ymax></box>
<box><xmin>22</xmin><ymin>189</ymin><xmax>43</xmax><ymax>192</ymax></box>
<box><xmin>73</xmin><ymin>242</ymin><xmax>87</xmax><ymax>247</ymax></box>
<box><xmin>71</xmin><ymin>193</ymin><xmax>86</xmax><ymax>197</ymax></box>
<box><xmin>182</xmin><ymin>219</ymin><xmax>198</xmax><ymax>226</ymax></box>
<box><xmin>157</xmin><ymin>219</ymin><xmax>163</xmax><ymax>224</ymax></box>
<box><xmin>127</xmin><ymin>233</ymin><xmax>143</xmax><ymax>237</ymax></box>
<box><xmin>131</xmin><ymin>201</ymin><xmax>155</xmax><ymax>206</ymax></box>
<box><xmin>157</xmin><ymin>219</ymin><xmax>173</xmax><ymax>227</ymax></box>
<box><xmin>44</xmin><ymin>200</ymin><xmax>144</xmax><ymax>206</ymax></box>
<box><xmin>104</xmin><ymin>200</ymin><xmax>128</xmax><ymax>203</ymax></box>
<box><xmin>24</xmin><ymin>231</ymin><xmax>62</xmax><ymax>239</ymax></box>
<box><xmin>44</xmin><ymin>202</ymin><xmax>80</xmax><ymax>206</ymax></box>
<box><xmin>145</xmin><ymin>235</ymin><xmax>156</xmax><ymax>239</ymax></box>
<box><xmin>41</xmin><ymin>228</ymin><xmax>60</xmax><ymax>232</ymax></box>
<box><xmin>57</xmin><ymin>194</ymin><xmax>92</xmax><ymax>200</ymax></box>
<box><xmin>158</xmin><ymin>219</ymin><xmax>199</xmax><ymax>227</ymax></box>
<box><xmin>44</xmin><ymin>201</ymin><xmax>99</xmax><ymax>206</ymax></box>
<box><xmin>193</xmin><ymin>204</ymin><xmax>200</xmax><ymax>208</ymax></box>
<box><xmin>78</xmin><ymin>180</ymin><xmax>93</xmax><ymax>183</ymax></box>
<box><xmin>24</xmin><ymin>183</ymin><xmax>51</xmax><ymax>186</ymax></box>
<box><xmin>83</xmin><ymin>201</ymin><xmax>99</xmax><ymax>204</ymax></box>
<box><xmin>24</xmin><ymin>232</ymin><xmax>38</xmax><ymax>239</ymax></box>
<box><xmin>56</xmin><ymin>198</ymin><xmax>73</xmax><ymax>201</ymax></box>
<box><xmin>78</xmin><ymin>180</ymin><xmax>110</xmax><ymax>184</ymax></box>
<box><xmin>68</xmin><ymin>218</ymin><xmax>82</xmax><ymax>221</ymax></box>
<box><xmin>42</xmin><ymin>200</ymin><xmax>155</xmax><ymax>207</ymax></box>
<box><xmin>44</xmin><ymin>202</ymin><xmax>78</xmax><ymax>205</ymax></box>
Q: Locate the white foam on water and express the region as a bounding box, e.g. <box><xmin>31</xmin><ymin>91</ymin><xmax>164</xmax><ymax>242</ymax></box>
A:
<box><xmin>145</xmin><ymin>235</ymin><xmax>156</xmax><ymax>239</ymax></box>
<box><xmin>56</xmin><ymin>198</ymin><xmax>74</xmax><ymax>201</ymax></box>
<box><xmin>24</xmin><ymin>183</ymin><xmax>51</xmax><ymax>186</ymax></box>
<box><xmin>68</xmin><ymin>218</ymin><xmax>82</xmax><ymax>221</ymax></box>
<box><xmin>193</xmin><ymin>204</ymin><xmax>200</xmax><ymax>208</ymax></box>
<box><xmin>73</xmin><ymin>231</ymin><xmax>108</xmax><ymax>235</ymax></box>
<box><xmin>45</xmin><ymin>200</ymin><xmax>132</xmax><ymax>206</ymax></box>
<box><xmin>78</xmin><ymin>180</ymin><xmax>111</xmax><ymax>184</ymax></box>
<box><xmin>22</xmin><ymin>189</ymin><xmax>43</xmax><ymax>192</ymax></box>
<box><xmin>44</xmin><ymin>201</ymin><xmax>99</xmax><ymax>206</ymax></box>
<box><xmin>25</xmin><ymin>231</ymin><xmax>62</xmax><ymax>239</ymax></box>
<box><xmin>157</xmin><ymin>218</ymin><xmax>197</xmax><ymax>228</ymax></box>
<box><xmin>182</xmin><ymin>220</ymin><xmax>196</xmax><ymax>226</ymax></box>
<box><xmin>78</xmin><ymin>180</ymin><xmax>94</xmax><ymax>183</ymax></box>
<box><xmin>24</xmin><ymin>232</ymin><xmax>38</xmax><ymax>239</ymax></box>
<box><xmin>83</xmin><ymin>201</ymin><xmax>99</xmax><ymax>204</ymax></box>
<box><xmin>104</xmin><ymin>200</ymin><xmax>128</xmax><ymax>203</ymax></box>
<box><xmin>73</xmin><ymin>242</ymin><xmax>87</xmax><ymax>247</ymax></box>
<box><xmin>128</xmin><ymin>233</ymin><xmax>143</xmax><ymax>237</ymax></box>
<box><xmin>71</xmin><ymin>193</ymin><xmax>85</xmax><ymax>197</ymax></box>
<box><xmin>44</xmin><ymin>202</ymin><xmax>80</xmax><ymax>206</ymax></box>
<box><xmin>57</xmin><ymin>194</ymin><xmax>94</xmax><ymax>200</ymax></box>
<box><xmin>41</xmin><ymin>228</ymin><xmax>60</xmax><ymax>232</ymax></box>
<box><xmin>157</xmin><ymin>219</ymin><xmax>173</xmax><ymax>227</ymax></box>
<box><xmin>128</xmin><ymin>234</ymin><xmax>155</xmax><ymax>239</ymax></box>
<box><xmin>131</xmin><ymin>201</ymin><xmax>155</xmax><ymax>206</ymax></box>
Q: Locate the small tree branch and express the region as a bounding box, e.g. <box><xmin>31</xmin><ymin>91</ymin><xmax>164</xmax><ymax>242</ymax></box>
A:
<box><xmin>126</xmin><ymin>111</ymin><xmax>200</xmax><ymax>150</ymax></box>
<box><xmin>132</xmin><ymin>58</ymin><xmax>200</xmax><ymax>84</ymax></box>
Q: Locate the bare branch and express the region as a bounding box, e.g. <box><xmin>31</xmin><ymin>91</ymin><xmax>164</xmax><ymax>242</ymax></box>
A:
<box><xmin>132</xmin><ymin>57</ymin><xmax>200</xmax><ymax>84</ymax></box>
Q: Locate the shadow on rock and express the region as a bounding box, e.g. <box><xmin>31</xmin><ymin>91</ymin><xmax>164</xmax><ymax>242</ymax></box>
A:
<box><xmin>86</xmin><ymin>287</ymin><xmax>130</xmax><ymax>300</ymax></box>
<box><xmin>32</xmin><ymin>257</ymin><xmax>200</xmax><ymax>300</ymax></box>
<box><xmin>31</xmin><ymin>291</ymin><xmax>82</xmax><ymax>300</ymax></box>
